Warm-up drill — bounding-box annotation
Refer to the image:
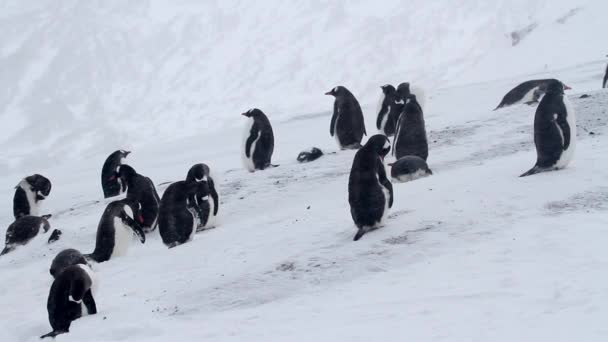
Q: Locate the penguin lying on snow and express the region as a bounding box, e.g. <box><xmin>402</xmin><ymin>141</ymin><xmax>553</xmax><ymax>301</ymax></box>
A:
<box><xmin>494</xmin><ymin>79</ymin><xmax>571</xmax><ymax>110</ymax></box>
<box><xmin>390</xmin><ymin>156</ymin><xmax>433</xmax><ymax>183</ymax></box>
<box><xmin>13</xmin><ymin>174</ymin><xmax>51</xmax><ymax>219</ymax></box>
<box><xmin>186</xmin><ymin>163</ymin><xmax>219</xmax><ymax>230</ymax></box>
<box><xmin>393</xmin><ymin>94</ymin><xmax>428</xmax><ymax>161</ymax></box>
<box><xmin>349</xmin><ymin>135</ymin><xmax>393</xmax><ymax>241</ymax></box>
<box><xmin>87</xmin><ymin>199</ymin><xmax>146</xmax><ymax>263</ymax></box>
<box><xmin>326</xmin><ymin>86</ymin><xmax>367</xmax><ymax>149</ymax></box>
<box><xmin>1</xmin><ymin>214</ymin><xmax>52</xmax><ymax>255</ymax></box>
<box><xmin>50</xmin><ymin>248</ymin><xmax>89</xmax><ymax>278</ymax></box>
<box><xmin>297</xmin><ymin>147</ymin><xmax>324</xmax><ymax>163</ymax></box>
<box><xmin>242</xmin><ymin>108</ymin><xmax>276</xmax><ymax>172</ymax></box>
<box><xmin>41</xmin><ymin>264</ymin><xmax>97</xmax><ymax>339</ymax></box>
<box><xmin>101</xmin><ymin>149</ymin><xmax>130</xmax><ymax>198</ymax></box>
<box><xmin>376</xmin><ymin>84</ymin><xmax>402</xmax><ymax>136</ymax></box>
<box><xmin>115</xmin><ymin>165</ymin><xmax>160</xmax><ymax>232</ymax></box>
<box><xmin>520</xmin><ymin>80</ymin><xmax>576</xmax><ymax>177</ymax></box>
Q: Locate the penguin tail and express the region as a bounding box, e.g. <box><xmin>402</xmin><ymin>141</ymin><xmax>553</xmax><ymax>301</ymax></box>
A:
<box><xmin>40</xmin><ymin>330</ymin><xmax>67</xmax><ymax>339</ymax></box>
<box><xmin>520</xmin><ymin>165</ymin><xmax>543</xmax><ymax>177</ymax></box>
<box><xmin>353</xmin><ymin>229</ymin><xmax>366</xmax><ymax>241</ymax></box>
<box><xmin>0</xmin><ymin>246</ymin><xmax>12</xmax><ymax>256</ymax></box>
<box><xmin>42</xmin><ymin>214</ymin><xmax>52</xmax><ymax>220</ymax></box>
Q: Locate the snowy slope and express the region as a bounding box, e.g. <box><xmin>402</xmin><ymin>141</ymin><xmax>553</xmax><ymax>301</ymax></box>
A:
<box><xmin>1</xmin><ymin>0</ymin><xmax>608</xmax><ymax>341</ymax></box>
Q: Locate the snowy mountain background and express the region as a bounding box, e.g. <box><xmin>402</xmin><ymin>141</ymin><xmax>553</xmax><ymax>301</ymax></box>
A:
<box><xmin>1</xmin><ymin>0</ymin><xmax>607</xmax><ymax>341</ymax></box>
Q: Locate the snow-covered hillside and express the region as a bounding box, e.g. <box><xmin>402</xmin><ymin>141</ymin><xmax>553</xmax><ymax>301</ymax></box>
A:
<box><xmin>1</xmin><ymin>0</ymin><xmax>608</xmax><ymax>341</ymax></box>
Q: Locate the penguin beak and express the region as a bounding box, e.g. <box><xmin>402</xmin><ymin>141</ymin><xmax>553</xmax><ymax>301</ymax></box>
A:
<box><xmin>564</xmin><ymin>85</ymin><xmax>572</xmax><ymax>90</ymax></box>
<box><xmin>138</xmin><ymin>214</ymin><xmax>144</xmax><ymax>224</ymax></box>
<box><xmin>109</xmin><ymin>175</ymin><xmax>116</xmax><ymax>181</ymax></box>
<box><xmin>125</xmin><ymin>151</ymin><xmax>131</xmax><ymax>156</ymax></box>
<box><xmin>241</xmin><ymin>112</ymin><xmax>248</xmax><ymax>117</ymax></box>
<box><xmin>324</xmin><ymin>91</ymin><xmax>333</xmax><ymax>96</ymax></box>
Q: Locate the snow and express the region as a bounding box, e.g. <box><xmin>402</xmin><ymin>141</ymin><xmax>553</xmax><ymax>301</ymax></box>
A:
<box><xmin>1</xmin><ymin>1</ymin><xmax>608</xmax><ymax>341</ymax></box>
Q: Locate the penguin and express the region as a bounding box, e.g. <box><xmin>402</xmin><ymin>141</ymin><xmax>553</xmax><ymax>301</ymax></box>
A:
<box><xmin>393</xmin><ymin>95</ymin><xmax>428</xmax><ymax>161</ymax></box>
<box><xmin>115</xmin><ymin>165</ymin><xmax>160</xmax><ymax>232</ymax></box>
<box><xmin>241</xmin><ymin>108</ymin><xmax>276</xmax><ymax>172</ymax></box>
<box><xmin>186</xmin><ymin>163</ymin><xmax>219</xmax><ymax>229</ymax></box>
<box><xmin>297</xmin><ymin>147</ymin><xmax>324</xmax><ymax>163</ymax></box>
<box><xmin>13</xmin><ymin>174</ymin><xmax>51</xmax><ymax>219</ymax></box>
<box><xmin>1</xmin><ymin>214</ymin><xmax>51</xmax><ymax>255</ymax></box>
<box><xmin>101</xmin><ymin>149</ymin><xmax>130</xmax><ymax>198</ymax></box>
<box><xmin>87</xmin><ymin>199</ymin><xmax>146</xmax><ymax>263</ymax></box>
<box><xmin>349</xmin><ymin>134</ymin><xmax>393</xmax><ymax>241</ymax></box>
<box><xmin>520</xmin><ymin>80</ymin><xmax>576</xmax><ymax>177</ymax></box>
<box><xmin>494</xmin><ymin>79</ymin><xmax>571</xmax><ymax>110</ymax></box>
<box><xmin>50</xmin><ymin>248</ymin><xmax>89</xmax><ymax>278</ymax></box>
<box><xmin>396</xmin><ymin>82</ymin><xmax>426</xmax><ymax>111</ymax></box>
<box><xmin>603</xmin><ymin>61</ymin><xmax>608</xmax><ymax>88</ymax></box>
<box><xmin>375</xmin><ymin>84</ymin><xmax>402</xmax><ymax>136</ymax></box>
<box><xmin>326</xmin><ymin>86</ymin><xmax>367</xmax><ymax>149</ymax></box>
<box><xmin>158</xmin><ymin>180</ymin><xmax>209</xmax><ymax>248</ymax></box>
<box><xmin>389</xmin><ymin>156</ymin><xmax>433</xmax><ymax>183</ymax></box>
<box><xmin>41</xmin><ymin>264</ymin><xmax>97</xmax><ymax>339</ymax></box>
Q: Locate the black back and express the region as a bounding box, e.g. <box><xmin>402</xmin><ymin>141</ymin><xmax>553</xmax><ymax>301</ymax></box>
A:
<box><xmin>533</xmin><ymin>82</ymin><xmax>570</xmax><ymax>168</ymax></box>
<box><xmin>327</xmin><ymin>86</ymin><xmax>366</xmax><ymax>148</ymax></box>
<box><xmin>88</xmin><ymin>199</ymin><xmax>145</xmax><ymax>262</ymax></box>
<box><xmin>13</xmin><ymin>174</ymin><xmax>51</xmax><ymax>219</ymax></box>
<box><xmin>376</xmin><ymin>84</ymin><xmax>402</xmax><ymax>136</ymax></box>
<box><xmin>158</xmin><ymin>181</ymin><xmax>201</xmax><ymax>247</ymax></box>
<box><xmin>243</xmin><ymin>109</ymin><xmax>275</xmax><ymax>170</ymax></box>
<box><xmin>390</xmin><ymin>156</ymin><xmax>432</xmax><ymax>179</ymax></box>
<box><xmin>43</xmin><ymin>265</ymin><xmax>96</xmax><ymax>338</ymax></box>
<box><xmin>495</xmin><ymin>79</ymin><xmax>559</xmax><ymax>109</ymax></box>
<box><xmin>348</xmin><ymin>135</ymin><xmax>393</xmax><ymax>236</ymax></box>
<box><xmin>101</xmin><ymin>150</ymin><xmax>130</xmax><ymax>198</ymax></box>
<box><xmin>50</xmin><ymin>249</ymin><xmax>88</xmax><ymax>278</ymax></box>
<box><xmin>393</xmin><ymin>95</ymin><xmax>428</xmax><ymax>161</ymax></box>
<box><xmin>297</xmin><ymin>147</ymin><xmax>324</xmax><ymax>163</ymax></box>
<box><xmin>1</xmin><ymin>215</ymin><xmax>50</xmax><ymax>255</ymax></box>
<box><xmin>117</xmin><ymin>165</ymin><xmax>160</xmax><ymax>232</ymax></box>
<box><xmin>186</xmin><ymin>163</ymin><xmax>219</xmax><ymax>217</ymax></box>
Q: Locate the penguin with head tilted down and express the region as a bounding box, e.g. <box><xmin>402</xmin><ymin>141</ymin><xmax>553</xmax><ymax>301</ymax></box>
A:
<box><xmin>349</xmin><ymin>135</ymin><xmax>393</xmax><ymax>241</ymax></box>
<box><xmin>397</xmin><ymin>82</ymin><xmax>426</xmax><ymax>112</ymax></box>
<box><xmin>393</xmin><ymin>95</ymin><xmax>428</xmax><ymax>161</ymax></box>
<box><xmin>50</xmin><ymin>248</ymin><xmax>89</xmax><ymax>278</ymax></box>
<box><xmin>86</xmin><ymin>199</ymin><xmax>145</xmax><ymax>263</ymax></box>
<box><xmin>114</xmin><ymin>165</ymin><xmax>160</xmax><ymax>232</ymax></box>
<box><xmin>241</xmin><ymin>108</ymin><xmax>276</xmax><ymax>172</ymax></box>
<box><xmin>326</xmin><ymin>86</ymin><xmax>367</xmax><ymax>149</ymax></box>
<box><xmin>1</xmin><ymin>214</ymin><xmax>52</xmax><ymax>256</ymax></box>
<box><xmin>101</xmin><ymin>149</ymin><xmax>130</xmax><ymax>198</ymax></box>
<box><xmin>297</xmin><ymin>147</ymin><xmax>324</xmax><ymax>163</ymax></box>
<box><xmin>158</xmin><ymin>179</ymin><xmax>209</xmax><ymax>248</ymax></box>
<box><xmin>376</xmin><ymin>84</ymin><xmax>403</xmax><ymax>136</ymax></box>
<box><xmin>13</xmin><ymin>174</ymin><xmax>51</xmax><ymax>219</ymax></box>
<box><xmin>494</xmin><ymin>79</ymin><xmax>571</xmax><ymax>110</ymax></box>
<box><xmin>41</xmin><ymin>264</ymin><xmax>97</xmax><ymax>339</ymax></box>
<box><xmin>520</xmin><ymin>80</ymin><xmax>576</xmax><ymax>177</ymax></box>
<box><xmin>186</xmin><ymin>163</ymin><xmax>219</xmax><ymax>230</ymax></box>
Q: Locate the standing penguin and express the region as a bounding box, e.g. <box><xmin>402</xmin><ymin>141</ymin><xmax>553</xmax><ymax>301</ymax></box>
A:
<box><xmin>41</xmin><ymin>264</ymin><xmax>97</xmax><ymax>339</ymax></box>
<box><xmin>241</xmin><ymin>108</ymin><xmax>275</xmax><ymax>172</ymax></box>
<box><xmin>50</xmin><ymin>248</ymin><xmax>89</xmax><ymax>278</ymax></box>
<box><xmin>115</xmin><ymin>165</ymin><xmax>160</xmax><ymax>232</ymax></box>
<box><xmin>158</xmin><ymin>180</ymin><xmax>209</xmax><ymax>248</ymax></box>
<box><xmin>494</xmin><ymin>79</ymin><xmax>571</xmax><ymax>110</ymax></box>
<box><xmin>349</xmin><ymin>135</ymin><xmax>393</xmax><ymax>241</ymax></box>
<box><xmin>87</xmin><ymin>199</ymin><xmax>146</xmax><ymax>263</ymax></box>
<box><xmin>397</xmin><ymin>82</ymin><xmax>426</xmax><ymax>112</ymax></box>
<box><xmin>13</xmin><ymin>174</ymin><xmax>51</xmax><ymax>219</ymax></box>
<box><xmin>376</xmin><ymin>84</ymin><xmax>402</xmax><ymax>136</ymax></box>
<box><xmin>520</xmin><ymin>80</ymin><xmax>576</xmax><ymax>177</ymax></box>
<box><xmin>393</xmin><ymin>95</ymin><xmax>429</xmax><ymax>161</ymax></box>
<box><xmin>101</xmin><ymin>149</ymin><xmax>130</xmax><ymax>198</ymax></box>
<box><xmin>1</xmin><ymin>215</ymin><xmax>51</xmax><ymax>255</ymax></box>
<box><xmin>186</xmin><ymin>163</ymin><xmax>219</xmax><ymax>229</ymax></box>
<box><xmin>326</xmin><ymin>86</ymin><xmax>367</xmax><ymax>149</ymax></box>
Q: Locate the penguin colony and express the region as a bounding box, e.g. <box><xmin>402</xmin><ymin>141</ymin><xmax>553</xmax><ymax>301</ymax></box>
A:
<box><xmin>2</xmin><ymin>60</ymin><xmax>603</xmax><ymax>337</ymax></box>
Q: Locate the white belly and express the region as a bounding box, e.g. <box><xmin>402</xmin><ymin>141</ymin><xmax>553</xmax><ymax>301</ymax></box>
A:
<box><xmin>111</xmin><ymin>217</ymin><xmax>132</xmax><ymax>258</ymax></box>
<box><xmin>333</xmin><ymin>113</ymin><xmax>342</xmax><ymax>148</ymax></box>
<box><xmin>555</xmin><ymin>97</ymin><xmax>577</xmax><ymax>168</ymax></box>
<box><xmin>378</xmin><ymin>166</ymin><xmax>391</xmax><ymax>225</ymax></box>
<box><xmin>520</xmin><ymin>87</ymin><xmax>538</xmax><ymax>104</ymax></box>
<box><xmin>393</xmin><ymin>169</ymin><xmax>431</xmax><ymax>183</ymax></box>
<box><xmin>241</xmin><ymin>117</ymin><xmax>259</xmax><ymax>172</ymax></box>
<box><xmin>18</xmin><ymin>180</ymin><xmax>39</xmax><ymax>216</ymax></box>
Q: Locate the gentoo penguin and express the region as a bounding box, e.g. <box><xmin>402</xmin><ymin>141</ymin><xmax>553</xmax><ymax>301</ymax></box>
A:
<box><xmin>41</xmin><ymin>264</ymin><xmax>97</xmax><ymax>339</ymax></box>
<box><xmin>297</xmin><ymin>147</ymin><xmax>324</xmax><ymax>163</ymax></box>
<box><xmin>326</xmin><ymin>86</ymin><xmax>367</xmax><ymax>149</ymax></box>
<box><xmin>115</xmin><ymin>165</ymin><xmax>160</xmax><ymax>232</ymax></box>
<box><xmin>101</xmin><ymin>149</ymin><xmax>130</xmax><ymax>198</ymax></box>
<box><xmin>376</xmin><ymin>84</ymin><xmax>402</xmax><ymax>136</ymax></box>
<box><xmin>13</xmin><ymin>174</ymin><xmax>51</xmax><ymax>219</ymax></box>
<box><xmin>520</xmin><ymin>80</ymin><xmax>576</xmax><ymax>177</ymax></box>
<box><xmin>241</xmin><ymin>108</ymin><xmax>275</xmax><ymax>172</ymax></box>
<box><xmin>389</xmin><ymin>156</ymin><xmax>433</xmax><ymax>183</ymax></box>
<box><xmin>349</xmin><ymin>135</ymin><xmax>393</xmax><ymax>241</ymax></box>
<box><xmin>158</xmin><ymin>180</ymin><xmax>208</xmax><ymax>248</ymax></box>
<box><xmin>397</xmin><ymin>82</ymin><xmax>426</xmax><ymax>111</ymax></box>
<box><xmin>87</xmin><ymin>199</ymin><xmax>146</xmax><ymax>263</ymax></box>
<box><xmin>1</xmin><ymin>214</ymin><xmax>51</xmax><ymax>255</ymax></box>
<box><xmin>495</xmin><ymin>79</ymin><xmax>571</xmax><ymax>110</ymax></box>
<box><xmin>393</xmin><ymin>95</ymin><xmax>428</xmax><ymax>161</ymax></box>
<box><xmin>50</xmin><ymin>248</ymin><xmax>89</xmax><ymax>278</ymax></box>
<box><xmin>186</xmin><ymin>163</ymin><xmax>219</xmax><ymax>229</ymax></box>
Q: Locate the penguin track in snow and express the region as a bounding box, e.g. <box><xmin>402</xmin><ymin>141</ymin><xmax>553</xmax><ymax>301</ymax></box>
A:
<box><xmin>544</xmin><ymin>188</ymin><xmax>608</xmax><ymax>215</ymax></box>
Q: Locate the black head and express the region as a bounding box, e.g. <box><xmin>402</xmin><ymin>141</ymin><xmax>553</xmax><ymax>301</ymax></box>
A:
<box><xmin>545</xmin><ymin>80</ymin><xmax>570</xmax><ymax>95</ymax></box>
<box><xmin>117</xmin><ymin>149</ymin><xmax>131</xmax><ymax>157</ymax></box>
<box><xmin>26</xmin><ymin>174</ymin><xmax>52</xmax><ymax>196</ymax></box>
<box><xmin>397</xmin><ymin>82</ymin><xmax>411</xmax><ymax>97</ymax></box>
<box><xmin>365</xmin><ymin>134</ymin><xmax>391</xmax><ymax>159</ymax></box>
<box><xmin>324</xmin><ymin>86</ymin><xmax>350</xmax><ymax>97</ymax></box>
<box><xmin>186</xmin><ymin>163</ymin><xmax>210</xmax><ymax>182</ymax></box>
<box><xmin>241</xmin><ymin>108</ymin><xmax>265</xmax><ymax>118</ymax></box>
<box><xmin>114</xmin><ymin>164</ymin><xmax>137</xmax><ymax>184</ymax></box>
<box><xmin>381</xmin><ymin>84</ymin><xmax>396</xmax><ymax>94</ymax></box>
<box><xmin>49</xmin><ymin>248</ymin><xmax>87</xmax><ymax>278</ymax></box>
